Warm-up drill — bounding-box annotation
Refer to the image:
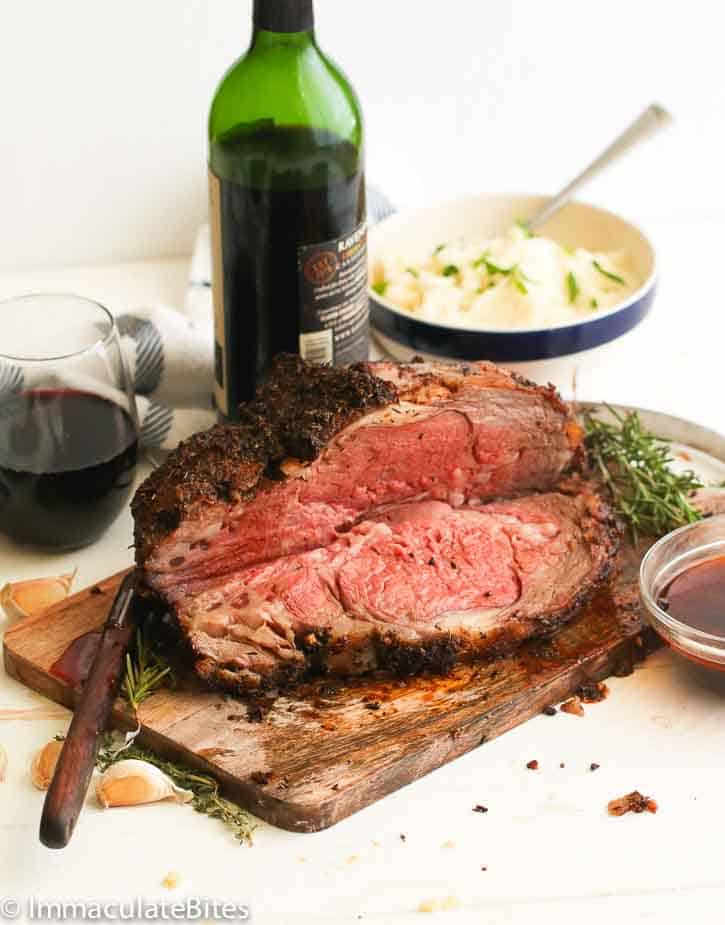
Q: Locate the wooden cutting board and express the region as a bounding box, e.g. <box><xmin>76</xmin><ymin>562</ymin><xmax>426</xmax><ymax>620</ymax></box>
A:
<box><xmin>3</xmin><ymin>557</ymin><xmax>647</xmax><ymax>833</ymax></box>
<box><xmin>6</xmin><ymin>404</ymin><xmax>722</xmax><ymax>832</ymax></box>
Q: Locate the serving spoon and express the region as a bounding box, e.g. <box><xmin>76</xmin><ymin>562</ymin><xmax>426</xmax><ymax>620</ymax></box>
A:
<box><xmin>526</xmin><ymin>103</ymin><xmax>673</xmax><ymax>232</ymax></box>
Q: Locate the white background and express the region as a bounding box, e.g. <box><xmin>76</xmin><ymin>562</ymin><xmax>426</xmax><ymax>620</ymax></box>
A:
<box><xmin>1</xmin><ymin>0</ymin><xmax>724</xmax><ymax>269</ymax></box>
<box><xmin>3</xmin><ymin>6</ymin><xmax>725</xmax><ymax>923</ymax></box>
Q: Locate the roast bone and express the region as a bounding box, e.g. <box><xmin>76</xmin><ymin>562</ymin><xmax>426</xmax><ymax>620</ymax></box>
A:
<box><xmin>133</xmin><ymin>355</ymin><xmax>617</xmax><ymax>692</ymax></box>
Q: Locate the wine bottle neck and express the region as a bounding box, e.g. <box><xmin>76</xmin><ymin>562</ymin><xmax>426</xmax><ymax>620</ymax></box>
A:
<box><xmin>253</xmin><ymin>0</ymin><xmax>314</xmax><ymax>34</ymax></box>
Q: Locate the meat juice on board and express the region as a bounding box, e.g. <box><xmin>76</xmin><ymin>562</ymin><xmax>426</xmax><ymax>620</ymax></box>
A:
<box><xmin>208</xmin><ymin>0</ymin><xmax>367</xmax><ymax>418</ymax></box>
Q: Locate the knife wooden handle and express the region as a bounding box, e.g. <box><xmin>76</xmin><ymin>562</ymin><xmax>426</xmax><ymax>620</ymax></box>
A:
<box><xmin>40</xmin><ymin>572</ymin><xmax>138</xmax><ymax>849</ymax></box>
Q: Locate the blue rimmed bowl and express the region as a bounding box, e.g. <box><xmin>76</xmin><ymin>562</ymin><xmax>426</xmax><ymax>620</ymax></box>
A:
<box><xmin>369</xmin><ymin>193</ymin><xmax>656</xmax><ymax>364</ymax></box>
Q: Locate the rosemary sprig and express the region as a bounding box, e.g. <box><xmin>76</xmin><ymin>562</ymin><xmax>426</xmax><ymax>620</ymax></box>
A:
<box><xmin>583</xmin><ymin>405</ymin><xmax>703</xmax><ymax>542</ymax></box>
<box><xmin>96</xmin><ymin>735</ymin><xmax>256</xmax><ymax>845</ymax></box>
<box><xmin>123</xmin><ymin>627</ymin><xmax>173</xmax><ymax>714</ymax></box>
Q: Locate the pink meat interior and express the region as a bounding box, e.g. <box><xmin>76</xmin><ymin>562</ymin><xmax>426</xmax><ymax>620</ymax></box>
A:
<box><xmin>148</xmin><ymin>396</ymin><xmax>573</xmax><ymax>594</ymax></box>
<box><xmin>173</xmin><ymin>495</ymin><xmax>592</xmax><ymax>676</ymax></box>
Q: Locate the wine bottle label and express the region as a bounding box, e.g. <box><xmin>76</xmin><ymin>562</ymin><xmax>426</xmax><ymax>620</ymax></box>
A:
<box><xmin>208</xmin><ymin>169</ymin><xmax>229</xmax><ymax>417</ymax></box>
<box><xmin>297</xmin><ymin>221</ymin><xmax>369</xmax><ymax>366</ymax></box>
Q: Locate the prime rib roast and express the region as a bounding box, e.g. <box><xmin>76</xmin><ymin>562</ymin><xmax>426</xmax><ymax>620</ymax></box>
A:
<box><xmin>132</xmin><ymin>355</ymin><xmax>619</xmax><ymax>693</ymax></box>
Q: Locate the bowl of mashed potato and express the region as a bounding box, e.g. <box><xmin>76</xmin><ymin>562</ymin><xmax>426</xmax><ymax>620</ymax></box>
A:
<box><xmin>368</xmin><ymin>193</ymin><xmax>656</xmax><ymax>364</ymax></box>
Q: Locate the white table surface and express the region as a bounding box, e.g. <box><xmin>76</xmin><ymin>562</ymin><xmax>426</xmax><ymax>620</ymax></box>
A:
<box><xmin>1</xmin><ymin>234</ymin><xmax>724</xmax><ymax>925</ymax></box>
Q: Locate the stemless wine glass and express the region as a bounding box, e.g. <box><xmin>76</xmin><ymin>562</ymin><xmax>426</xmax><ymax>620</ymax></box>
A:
<box><xmin>0</xmin><ymin>294</ymin><xmax>139</xmax><ymax>550</ymax></box>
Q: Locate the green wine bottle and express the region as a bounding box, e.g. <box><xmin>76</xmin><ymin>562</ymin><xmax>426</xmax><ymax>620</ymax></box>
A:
<box><xmin>208</xmin><ymin>0</ymin><xmax>367</xmax><ymax>419</ymax></box>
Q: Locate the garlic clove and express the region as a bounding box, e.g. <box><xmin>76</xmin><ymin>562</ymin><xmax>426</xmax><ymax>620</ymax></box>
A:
<box><xmin>31</xmin><ymin>740</ymin><xmax>64</xmax><ymax>790</ymax></box>
<box><xmin>0</xmin><ymin>744</ymin><xmax>7</xmax><ymax>782</ymax></box>
<box><xmin>1</xmin><ymin>570</ymin><xmax>77</xmax><ymax>622</ymax></box>
<box><xmin>95</xmin><ymin>759</ymin><xmax>193</xmax><ymax>809</ymax></box>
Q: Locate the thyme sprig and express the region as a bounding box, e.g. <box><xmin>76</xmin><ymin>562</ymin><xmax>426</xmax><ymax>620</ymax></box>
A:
<box><xmin>123</xmin><ymin>627</ymin><xmax>173</xmax><ymax>714</ymax></box>
<box><xmin>583</xmin><ymin>405</ymin><xmax>703</xmax><ymax>542</ymax></box>
<box><xmin>97</xmin><ymin>736</ymin><xmax>256</xmax><ymax>845</ymax></box>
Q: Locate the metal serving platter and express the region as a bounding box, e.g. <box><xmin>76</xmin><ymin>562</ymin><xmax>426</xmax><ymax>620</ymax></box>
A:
<box><xmin>579</xmin><ymin>402</ymin><xmax>725</xmax><ymax>486</ymax></box>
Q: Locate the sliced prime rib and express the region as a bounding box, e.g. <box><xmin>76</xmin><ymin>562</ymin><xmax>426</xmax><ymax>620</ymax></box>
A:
<box><xmin>133</xmin><ymin>355</ymin><xmax>583</xmax><ymax>595</ymax></box>
<box><xmin>131</xmin><ymin>355</ymin><xmax>613</xmax><ymax>693</ymax></box>
<box><xmin>162</xmin><ymin>490</ymin><xmax>618</xmax><ymax>692</ymax></box>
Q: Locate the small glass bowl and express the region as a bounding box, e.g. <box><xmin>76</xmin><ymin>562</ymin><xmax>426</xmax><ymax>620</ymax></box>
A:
<box><xmin>640</xmin><ymin>516</ymin><xmax>725</xmax><ymax>670</ymax></box>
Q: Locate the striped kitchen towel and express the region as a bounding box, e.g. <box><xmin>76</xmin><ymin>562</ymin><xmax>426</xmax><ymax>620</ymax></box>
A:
<box><xmin>117</xmin><ymin>231</ymin><xmax>216</xmax><ymax>451</ymax></box>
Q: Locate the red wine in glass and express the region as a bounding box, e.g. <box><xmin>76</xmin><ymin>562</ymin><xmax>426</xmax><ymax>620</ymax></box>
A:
<box><xmin>0</xmin><ymin>389</ymin><xmax>138</xmax><ymax>549</ymax></box>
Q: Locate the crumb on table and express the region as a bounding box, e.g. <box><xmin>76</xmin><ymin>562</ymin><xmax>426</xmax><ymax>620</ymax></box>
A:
<box><xmin>578</xmin><ymin>681</ymin><xmax>610</xmax><ymax>703</ymax></box>
<box><xmin>560</xmin><ymin>696</ymin><xmax>585</xmax><ymax>717</ymax></box>
<box><xmin>607</xmin><ymin>790</ymin><xmax>658</xmax><ymax>816</ymax></box>
<box><xmin>417</xmin><ymin>897</ymin><xmax>460</xmax><ymax>913</ymax></box>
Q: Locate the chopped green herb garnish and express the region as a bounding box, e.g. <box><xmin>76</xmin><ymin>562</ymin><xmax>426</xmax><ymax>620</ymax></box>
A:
<box><xmin>482</xmin><ymin>258</ymin><xmax>511</xmax><ymax>276</ymax></box>
<box><xmin>516</xmin><ymin>219</ymin><xmax>533</xmax><ymax>238</ymax></box>
<box><xmin>511</xmin><ymin>266</ymin><xmax>529</xmax><ymax>295</ymax></box>
<box><xmin>516</xmin><ymin>266</ymin><xmax>536</xmax><ymax>284</ymax></box>
<box><xmin>566</xmin><ymin>271</ymin><xmax>580</xmax><ymax>304</ymax></box>
<box><xmin>442</xmin><ymin>264</ymin><xmax>459</xmax><ymax>277</ymax></box>
<box><xmin>433</xmin><ymin>243</ymin><xmax>446</xmax><ymax>255</ymax></box>
<box><xmin>590</xmin><ymin>298</ymin><xmax>599</xmax><ymax>309</ymax></box>
<box><xmin>592</xmin><ymin>260</ymin><xmax>625</xmax><ymax>285</ymax></box>
<box><xmin>582</xmin><ymin>406</ymin><xmax>703</xmax><ymax>543</ymax></box>
<box><xmin>478</xmin><ymin>258</ymin><xmax>533</xmax><ymax>293</ymax></box>
<box><xmin>405</xmin><ymin>267</ymin><xmax>419</xmax><ymax>278</ymax></box>
<box><xmin>372</xmin><ymin>280</ymin><xmax>388</xmax><ymax>296</ymax></box>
